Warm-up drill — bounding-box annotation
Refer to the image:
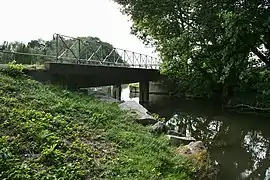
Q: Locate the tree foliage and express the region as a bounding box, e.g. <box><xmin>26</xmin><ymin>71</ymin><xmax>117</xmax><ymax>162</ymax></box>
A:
<box><xmin>114</xmin><ymin>0</ymin><xmax>270</xmax><ymax>103</ymax></box>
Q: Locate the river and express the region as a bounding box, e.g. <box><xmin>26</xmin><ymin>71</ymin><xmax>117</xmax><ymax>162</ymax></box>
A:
<box><xmin>120</xmin><ymin>85</ymin><xmax>270</xmax><ymax>180</ymax></box>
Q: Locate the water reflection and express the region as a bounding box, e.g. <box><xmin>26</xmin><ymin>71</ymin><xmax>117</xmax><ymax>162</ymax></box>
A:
<box><xmin>147</xmin><ymin>97</ymin><xmax>270</xmax><ymax>180</ymax></box>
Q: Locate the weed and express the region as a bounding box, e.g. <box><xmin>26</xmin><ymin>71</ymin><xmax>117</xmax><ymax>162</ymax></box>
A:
<box><xmin>0</xmin><ymin>71</ymin><xmax>195</xmax><ymax>179</ymax></box>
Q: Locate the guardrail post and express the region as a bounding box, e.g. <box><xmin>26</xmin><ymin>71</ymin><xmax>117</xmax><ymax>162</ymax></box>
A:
<box><xmin>114</xmin><ymin>49</ymin><xmax>116</xmax><ymax>64</ymax></box>
<box><xmin>100</xmin><ymin>45</ymin><xmax>103</xmax><ymax>63</ymax></box>
<box><xmin>150</xmin><ymin>57</ymin><xmax>153</xmax><ymax>69</ymax></box>
<box><xmin>140</xmin><ymin>54</ymin><xmax>142</xmax><ymax>68</ymax></box>
<box><xmin>55</xmin><ymin>34</ymin><xmax>59</xmax><ymax>62</ymax></box>
<box><xmin>78</xmin><ymin>39</ymin><xmax>81</xmax><ymax>64</ymax></box>
<box><xmin>123</xmin><ymin>50</ymin><xmax>126</xmax><ymax>65</ymax></box>
<box><xmin>145</xmin><ymin>55</ymin><xmax>148</xmax><ymax>69</ymax></box>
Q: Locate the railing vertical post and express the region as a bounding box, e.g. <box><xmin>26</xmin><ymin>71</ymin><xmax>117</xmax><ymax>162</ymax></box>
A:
<box><xmin>100</xmin><ymin>45</ymin><xmax>103</xmax><ymax>63</ymax></box>
<box><xmin>124</xmin><ymin>50</ymin><xmax>126</xmax><ymax>64</ymax></box>
<box><xmin>144</xmin><ymin>56</ymin><xmax>146</xmax><ymax>69</ymax></box>
<box><xmin>55</xmin><ymin>34</ymin><xmax>59</xmax><ymax>62</ymax></box>
<box><xmin>140</xmin><ymin>54</ymin><xmax>142</xmax><ymax>68</ymax></box>
<box><xmin>78</xmin><ymin>39</ymin><xmax>81</xmax><ymax>64</ymax></box>
<box><xmin>132</xmin><ymin>52</ymin><xmax>135</xmax><ymax>67</ymax></box>
<box><xmin>114</xmin><ymin>48</ymin><xmax>116</xmax><ymax>64</ymax></box>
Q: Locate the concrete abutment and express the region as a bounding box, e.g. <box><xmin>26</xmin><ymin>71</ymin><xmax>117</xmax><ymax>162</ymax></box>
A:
<box><xmin>139</xmin><ymin>81</ymin><xmax>150</xmax><ymax>105</ymax></box>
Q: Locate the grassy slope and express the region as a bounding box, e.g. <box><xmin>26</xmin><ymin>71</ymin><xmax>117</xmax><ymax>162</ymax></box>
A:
<box><xmin>0</xmin><ymin>67</ymin><xmax>194</xmax><ymax>179</ymax></box>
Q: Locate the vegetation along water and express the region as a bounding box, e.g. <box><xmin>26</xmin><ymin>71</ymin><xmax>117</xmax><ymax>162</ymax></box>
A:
<box><xmin>0</xmin><ymin>64</ymin><xmax>202</xmax><ymax>179</ymax></box>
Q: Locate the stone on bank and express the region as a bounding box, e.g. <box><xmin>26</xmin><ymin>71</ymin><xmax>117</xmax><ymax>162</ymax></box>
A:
<box><xmin>177</xmin><ymin>141</ymin><xmax>220</xmax><ymax>179</ymax></box>
<box><xmin>167</xmin><ymin>135</ymin><xmax>196</xmax><ymax>146</ymax></box>
<box><xmin>119</xmin><ymin>100</ymin><xmax>158</xmax><ymax>125</ymax></box>
<box><xmin>151</xmin><ymin>121</ymin><xmax>166</xmax><ymax>133</ymax></box>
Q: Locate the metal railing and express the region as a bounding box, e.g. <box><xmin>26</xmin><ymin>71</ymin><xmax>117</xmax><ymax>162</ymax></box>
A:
<box><xmin>0</xmin><ymin>33</ymin><xmax>161</xmax><ymax>69</ymax></box>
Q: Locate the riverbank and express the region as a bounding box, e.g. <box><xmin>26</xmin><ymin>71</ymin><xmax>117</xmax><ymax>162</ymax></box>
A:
<box><xmin>146</xmin><ymin>96</ymin><xmax>270</xmax><ymax>180</ymax></box>
<box><xmin>0</xmin><ymin>65</ymin><xmax>199</xmax><ymax>179</ymax></box>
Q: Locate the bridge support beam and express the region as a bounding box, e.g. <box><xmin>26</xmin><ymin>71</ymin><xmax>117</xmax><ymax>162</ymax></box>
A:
<box><xmin>111</xmin><ymin>85</ymin><xmax>122</xmax><ymax>100</ymax></box>
<box><xmin>139</xmin><ymin>81</ymin><xmax>149</xmax><ymax>105</ymax></box>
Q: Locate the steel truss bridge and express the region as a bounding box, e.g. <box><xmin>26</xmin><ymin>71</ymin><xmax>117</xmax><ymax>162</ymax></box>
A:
<box><xmin>0</xmin><ymin>33</ymin><xmax>161</xmax><ymax>69</ymax></box>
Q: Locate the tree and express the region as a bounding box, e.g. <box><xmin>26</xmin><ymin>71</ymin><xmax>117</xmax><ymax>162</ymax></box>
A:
<box><xmin>14</xmin><ymin>42</ymin><xmax>33</xmax><ymax>64</ymax></box>
<box><xmin>113</xmin><ymin>0</ymin><xmax>270</xmax><ymax>101</ymax></box>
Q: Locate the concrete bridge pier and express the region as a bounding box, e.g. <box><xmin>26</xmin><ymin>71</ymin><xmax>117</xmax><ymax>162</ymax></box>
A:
<box><xmin>139</xmin><ymin>81</ymin><xmax>149</xmax><ymax>105</ymax></box>
<box><xmin>111</xmin><ymin>85</ymin><xmax>122</xmax><ymax>100</ymax></box>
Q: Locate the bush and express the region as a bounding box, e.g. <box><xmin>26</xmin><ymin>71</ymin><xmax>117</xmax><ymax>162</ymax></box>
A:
<box><xmin>1</xmin><ymin>60</ymin><xmax>24</xmax><ymax>77</ymax></box>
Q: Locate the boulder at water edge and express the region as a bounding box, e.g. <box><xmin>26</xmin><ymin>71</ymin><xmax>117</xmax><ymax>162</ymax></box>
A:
<box><xmin>151</xmin><ymin>121</ymin><xmax>166</xmax><ymax>133</ymax></box>
<box><xmin>176</xmin><ymin>141</ymin><xmax>220</xmax><ymax>180</ymax></box>
<box><xmin>167</xmin><ymin>135</ymin><xmax>196</xmax><ymax>146</ymax></box>
<box><xmin>167</xmin><ymin>130</ymin><xmax>185</xmax><ymax>137</ymax></box>
<box><xmin>119</xmin><ymin>101</ymin><xmax>158</xmax><ymax>125</ymax></box>
<box><xmin>176</xmin><ymin>141</ymin><xmax>206</xmax><ymax>156</ymax></box>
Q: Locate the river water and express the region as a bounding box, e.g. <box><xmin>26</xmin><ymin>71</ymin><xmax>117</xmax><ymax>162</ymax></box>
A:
<box><xmin>120</xmin><ymin>85</ymin><xmax>270</xmax><ymax>180</ymax></box>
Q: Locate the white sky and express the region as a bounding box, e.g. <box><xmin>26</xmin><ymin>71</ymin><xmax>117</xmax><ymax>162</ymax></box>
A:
<box><xmin>0</xmin><ymin>0</ymin><xmax>157</xmax><ymax>56</ymax></box>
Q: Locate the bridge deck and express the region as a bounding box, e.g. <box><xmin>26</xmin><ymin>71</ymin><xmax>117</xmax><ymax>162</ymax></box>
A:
<box><xmin>39</xmin><ymin>62</ymin><xmax>161</xmax><ymax>87</ymax></box>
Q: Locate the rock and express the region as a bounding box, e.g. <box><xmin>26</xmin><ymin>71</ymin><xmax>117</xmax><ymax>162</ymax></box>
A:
<box><xmin>167</xmin><ymin>130</ymin><xmax>185</xmax><ymax>137</ymax></box>
<box><xmin>95</xmin><ymin>95</ymin><xmax>121</xmax><ymax>103</ymax></box>
<box><xmin>167</xmin><ymin>135</ymin><xmax>196</xmax><ymax>146</ymax></box>
<box><xmin>119</xmin><ymin>100</ymin><xmax>157</xmax><ymax>125</ymax></box>
<box><xmin>151</xmin><ymin>121</ymin><xmax>166</xmax><ymax>133</ymax></box>
<box><xmin>184</xmin><ymin>141</ymin><xmax>206</xmax><ymax>155</ymax></box>
<box><xmin>177</xmin><ymin>141</ymin><xmax>220</xmax><ymax>180</ymax></box>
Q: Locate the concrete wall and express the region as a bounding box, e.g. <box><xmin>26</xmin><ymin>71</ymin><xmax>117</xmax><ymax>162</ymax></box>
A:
<box><xmin>130</xmin><ymin>81</ymin><xmax>170</xmax><ymax>95</ymax></box>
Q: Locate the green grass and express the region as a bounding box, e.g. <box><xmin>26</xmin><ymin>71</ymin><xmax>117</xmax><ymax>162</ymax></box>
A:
<box><xmin>0</xmin><ymin>65</ymin><xmax>195</xmax><ymax>179</ymax></box>
<box><xmin>0</xmin><ymin>62</ymin><xmax>45</xmax><ymax>71</ymax></box>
